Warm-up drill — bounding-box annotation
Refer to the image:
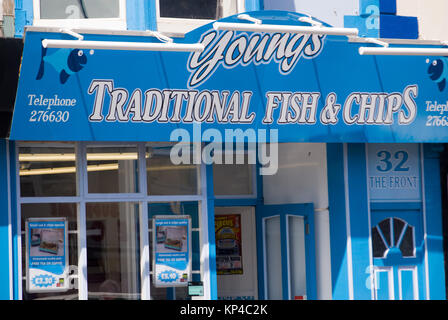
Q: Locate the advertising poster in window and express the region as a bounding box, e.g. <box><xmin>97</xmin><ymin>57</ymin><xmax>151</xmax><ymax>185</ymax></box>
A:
<box><xmin>153</xmin><ymin>216</ymin><xmax>191</xmax><ymax>287</ymax></box>
<box><xmin>215</xmin><ymin>214</ymin><xmax>243</xmax><ymax>275</ymax></box>
<box><xmin>25</xmin><ymin>218</ymin><xmax>69</xmax><ymax>293</ymax></box>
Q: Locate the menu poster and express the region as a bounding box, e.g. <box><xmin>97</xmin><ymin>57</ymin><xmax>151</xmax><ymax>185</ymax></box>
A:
<box><xmin>25</xmin><ymin>218</ymin><xmax>69</xmax><ymax>293</ymax></box>
<box><xmin>215</xmin><ymin>214</ymin><xmax>243</xmax><ymax>275</ymax></box>
<box><xmin>153</xmin><ymin>215</ymin><xmax>192</xmax><ymax>287</ymax></box>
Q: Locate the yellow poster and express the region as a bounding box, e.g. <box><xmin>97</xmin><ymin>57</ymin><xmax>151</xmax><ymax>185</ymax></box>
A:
<box><xmin>215</xmin><ymin>214</ymin><xmax>243</xmax><ymax>275</ymax></box>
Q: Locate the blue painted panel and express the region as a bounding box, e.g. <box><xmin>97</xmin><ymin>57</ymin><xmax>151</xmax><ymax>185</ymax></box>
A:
<box><xmin>327</xmin><ymin>143</ymin><xmax>350</xmax><ymax>300</ymax></box>
<box><xmin>346</xmin><ymin>144</ymin><xmax>372</xmax><ymax>300</ymax></box>
<box><xmin>400</xmin><ymin>269</ymin><xmax>415</xmax><ymax>300</ymax></box>
<box><xmin>379</xmin><ymin>0</ymin><xmax>396</xmax><ymax>15</ymax></box>
<box><xmin>360</xmin><ymin>0</ymin><xmax>397</xmax><ymax>16</ymax></box>
<box><xmin>245</xmin><ymin>0</ymin><xmax>263</xmax><ymax>12</ymax></box>
<box><xmin>0</xmin><ymin>140</ymin><xmax>11</xmax><ymax>299</ymax></box>
<box><xmin>422</xmin><ymin>144</ymin><xmax>446</xmax><ymax>300</ymax></box>
<box><xmin>375</xmin><ymin>270</ymin><xmax>390</xmax><ymax>300</ymax></box>
<box><xmin>347</xmin><ymin>0</ymin><xmax>418</xmax><ymax>40</ymax></box>
<box><xmin>379</xmin><ymin>14</ymin><xmax>419</xmax><ymax>39</ymax></box>
<box><xmin>344</xmin><ymin>15</ymin><xmax>379</xmax><ymax>38</ymax></box>
<box><xmin>126</xmin><ymin>0</ymin><xmax>148</xmax><ymax>31</ymax></box>
<box><xmin>127</xmin><ymin>0</ymin><xmax>158</xmax><ymax>31</ymax></box>
<box><xmin>370</xmin><ymin>201</ymin><xmax>421</xmax><ymax>211</ymax></box>
<box><xmin>206</xmin><ymin>164</ymin><xmax>218</xmax><ymax>300</ymax></box>
<box><xmin>15</xmin><ymin>0</ymin><xmax>33</xmax><ymax>38</ymax></box>
<box><xmin>214</xmin><ymin>198</ymin><xmax>258</xmax><ymax>207</ymax></box>
<box><xmin>8</xmin><ymin>141</ymin><xmax>18</xmax><ymax>300</ymax></box>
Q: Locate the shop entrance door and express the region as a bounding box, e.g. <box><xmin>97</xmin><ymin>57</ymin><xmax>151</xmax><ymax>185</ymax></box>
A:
<box><xmin>215</xmin><ymin>207</ymin><xmax>258</xmax><ymax>300</ymax></box>
<box><xmin>256</xmin><ymin>203</ymin><xmax>316</xmax><ymax>300</ymax></box>
<box><xmin>371</xmin><ymin>210</ymin><xmax>426</xmax><ymax>300</ymax></box>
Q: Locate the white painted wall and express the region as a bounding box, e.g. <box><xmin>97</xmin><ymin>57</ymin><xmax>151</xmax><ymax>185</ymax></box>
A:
<box><xmin>264</xmin><ymin>0</ymin><xmax>448</xmax><ymax>41</ymax></box>
<box><xmin>263</xmin><ymin>0</ymin><xmax>359</xmax><ymax>27</ymax></box>
<box><xmin>263</xmin><ymin>143</ymin><xmax>332</xmax><ymax>300</ymax></box>
<box><xmin>396</xmin><ymin>0</ymin><xmax>448</xmax><ymax>41</ymax></box>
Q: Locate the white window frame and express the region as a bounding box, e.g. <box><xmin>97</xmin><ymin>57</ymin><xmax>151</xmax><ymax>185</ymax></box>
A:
<box><xmin>156</xmin><ymin>0</ymin><xmax>245</xmax><ymax>35</ymax></box>
<box><xmin>32</xmin><ymin>0</ymin><xmax>127</xmax><ymax>30</ymax></box>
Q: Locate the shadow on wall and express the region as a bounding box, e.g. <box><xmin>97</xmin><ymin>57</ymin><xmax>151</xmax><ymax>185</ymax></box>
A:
<box><xmin>438</xmin><ymin>144</ymin><xmax>448</xmax><ymax>299</ymax></box>
<box><xmin>0</xmin><ymin>38</ymin><xmax>23</xmax><ymax>138</ymax></box>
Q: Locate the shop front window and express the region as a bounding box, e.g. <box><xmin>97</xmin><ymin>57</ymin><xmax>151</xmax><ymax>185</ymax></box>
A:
<box><xmin>213</xmin><ymin>151</ymin><xmax>255</xmax><ymax>197</ymax></box>
<box><xmin>21</xmin><ymin>203</ymin><xmax>78</xmax><ymax>300</ymax></box>
<box><xmin>213</xmin><ymin>162</ymin><xmax>255</xmax><ymax>196</ymax></box>
<box><xmin>18</xmin><ymin>142</ymin><xmax>205</xmax><ymax>300</ymax></box>
<box><xmin>19</xmin><ymin>144</ymin><xmax>77</xmax><ymax>197</ymax></box>
<box><xmin>146</xmin><ymin>144</ymin><xmax>200</xmax><ymax>196</ymax></box>
<box><xmin>86</xmin><ymin>202</ymin><xmax>141</xmax><ymax>300</ymax></box>
<box><xmin>148</xmin><ymin>201</ymin><xmax>201</xmax><ymax>300</ymax></box>
<box><xmin>86</xmin><ymin>146</ymin><xmax>139</xmax><ymax>194</ymax></box>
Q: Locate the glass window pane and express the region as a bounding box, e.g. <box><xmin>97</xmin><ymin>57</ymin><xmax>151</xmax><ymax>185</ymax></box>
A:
<box><xmin>393</xmin><ymin>218</ymin><xmax>405</xmax><ymax>246</ymax></box>
<box><xmin>399</xmin><ymin>226</ymin><xmax>415</xmax><ymax>257</ymax></box>
<box><xmin>86</xmin><ymin>202</ymin><xmax>141</xmax><ymax>300</ymax></box>
<box><xmin>378</xmin><ymin>219</ymin><xmax>391</xmax><ymax>248</ymax></box>
<box><xmin>372</xmin><ymin>227</ymin><xmax>387</xmax><ymax>258</ymax></box>
<box><xmin>40</xmin><ymin>0</ymin><xmax>120</xmax><ymax>19</ymax></box>
<box><xmin>148</xmin><ymin>201</ymin><xmax>200</xmax><ymax>300</ymax></box>
<box><xmin>19</xmin><ymin>145</ymin><xmax>77</xmax><ymax>197</ymax></box>
<box><xmin>288</xmin><ymin>216</ymin><xmax>306</xmax><ymax>299</ymax></box>
<box><xmin>21</xmin><ymin>203</ymin><xmax>78</xmax><ymax>300</ymax></box>
<box><xmin>213</xmin><ymin>162</ymin><xmax>254</xmax><ymax>196</ymax></box>
<box><xmin>265</xmin><ymin>216</ymin><xmax>282</xmax><ymax>299</ymax></box>
<box><xmin>87</xmin><ymin>146</ymin><xmax>139</xmax><ymax>194</ymax></box>
<box><xmin>146</xmin><ymin>144</ymin><xmax>199</xmax><ymax>195</ymax></box>
<box><xmin>160</xmin><ymin>0</ymin><xmax>218</xmax><ymax>19</ymax></box>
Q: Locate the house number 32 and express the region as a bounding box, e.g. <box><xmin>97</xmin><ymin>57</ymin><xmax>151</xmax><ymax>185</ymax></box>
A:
<box><xmin>376</xmin><ymin>150</ymin><xmax>410</xmax><ymax>172</ymax></box>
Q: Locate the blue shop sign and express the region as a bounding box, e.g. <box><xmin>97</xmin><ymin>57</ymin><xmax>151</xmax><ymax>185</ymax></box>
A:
<box><xmin>10</xmin><ymin>11</ymin><xmax>448</xmax><ymax>142</ymax></box>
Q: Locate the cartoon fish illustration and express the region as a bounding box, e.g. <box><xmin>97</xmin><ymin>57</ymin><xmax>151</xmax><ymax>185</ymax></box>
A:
<box><xmin>36</xmin><ymin>46</ymin><xmax>88</xmax><ymax>84</ymax></box>
<box><xmin>427</xmin><ymin>58</ymin><xmax>448</xmax><ymax>92</ymax></box>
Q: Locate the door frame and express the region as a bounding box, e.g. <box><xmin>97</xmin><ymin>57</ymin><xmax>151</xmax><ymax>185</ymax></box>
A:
<box><xmin>255</xmin><ymin>202</ymin><xmax>317</xmax><ymax>300</ymax></box>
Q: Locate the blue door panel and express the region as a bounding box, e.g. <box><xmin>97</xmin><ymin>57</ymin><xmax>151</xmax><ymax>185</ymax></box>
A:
<box><xmin>375</xmin><ymin>270</ymin><xmax>391</xmax><ymax>300</ymax></box>
<box><xmin>371</xmin><ymin>209</ymin><xmax>426</xmax><ymax>300</ymax></box>
<box><xmin>400</xmin><ymin>269</ymin><xmax>416</xmax><ymax>300</ymax></box>
<box><xmin>255</xmin><ymin>203</ymin><xmax>316</xmax><ymax>300</ymax></box>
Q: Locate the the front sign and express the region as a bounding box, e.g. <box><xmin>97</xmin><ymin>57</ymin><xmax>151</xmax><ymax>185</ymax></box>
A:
<box><xmin>367</xmin><ymin>144</ymin><xmax>421</xmax><ymax>201</ymax></box>
<box><xmin>153</xmin><ymin>215</ymin><xmax>192</xmax><ymax>287</ymax></box>
<box><xmin>10</xmin><ymin>11</ymin><xmax>448</xmax><ymax>142</ymax></box>
<box><xmin>25</xmin><ymin>218</ymin><xmax>69</xmax><ymax>293</ymax></box>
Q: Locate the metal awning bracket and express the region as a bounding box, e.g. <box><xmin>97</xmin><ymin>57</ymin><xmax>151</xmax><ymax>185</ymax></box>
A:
<box><xmin>59</xmin><ymin>28</ymin><xmax>83</xmax><ymax>40</ymax></box>
<box><xmin>298</xmin><ymin>16</ymin><xmax>323</xmax><ymax>27</ymax></box>
<box><xmin>237</xmin><ymin>14</ymin><xmax>262</xmax><ymax>25</ymax></box>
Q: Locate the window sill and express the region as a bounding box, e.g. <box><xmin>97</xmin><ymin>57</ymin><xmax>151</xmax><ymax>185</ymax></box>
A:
<box><xmin>157</xmin><ymin>18</ymin><xmax>214</xmax><ymax>35</ymax></box>
<box><xmin>33</xmin><ymin>18</ymin><xmax>127</xmax><ymax>31</ymax></box>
